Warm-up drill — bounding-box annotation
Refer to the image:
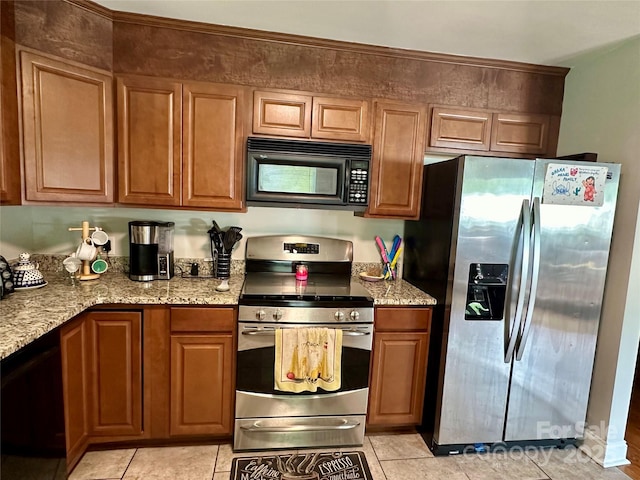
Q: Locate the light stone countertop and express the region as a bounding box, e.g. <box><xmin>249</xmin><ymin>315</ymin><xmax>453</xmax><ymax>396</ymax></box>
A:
<box><xmin>0</xmin><ymin>270</ymin><xmax>435</xmax><ymax>361</ymax></box>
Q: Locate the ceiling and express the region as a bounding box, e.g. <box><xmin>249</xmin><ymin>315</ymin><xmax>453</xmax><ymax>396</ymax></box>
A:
<box><xmin>93</xmin><ymin>0</ymin><xmax>640</xmax><ymax>67</ymax></box>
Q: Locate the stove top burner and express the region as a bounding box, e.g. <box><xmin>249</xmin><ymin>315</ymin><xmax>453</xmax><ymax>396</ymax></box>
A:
<box><xmin>239</xmin><ymin>273</ymin><xmax>373</xmax><ymax>307</ymax></box>
<box><xmin>240</xmin><ymin>235</ymin><xmax>374</xmax><ymax>308</ymax></box>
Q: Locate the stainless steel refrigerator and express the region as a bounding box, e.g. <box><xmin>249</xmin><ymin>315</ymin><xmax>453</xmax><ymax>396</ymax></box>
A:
<box><xmin>403</xmin><ymin>155</ymin><xmax>620</xmax><ymax>454</ymax></box>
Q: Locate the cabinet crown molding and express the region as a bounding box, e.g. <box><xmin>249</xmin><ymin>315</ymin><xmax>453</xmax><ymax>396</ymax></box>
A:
<box><xmin>69</xmin><ymin>0</ymin><xmax>569</xmax><ymax>77</ymax></box>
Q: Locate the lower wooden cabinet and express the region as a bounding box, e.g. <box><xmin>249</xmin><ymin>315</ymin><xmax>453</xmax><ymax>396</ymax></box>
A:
<box><xmin>169</xmin><ymin>307</ymin><xmax>235</xmax><ymax>436</ymax></box>
<box><xmin>368</xmin><ymin>307</ymin><xmax>431</xmax><ymax>426</ymax></box>
<box><xmin>170</xmin><ymin>334</ymin><xmax>233</xmax><ymax>435</ymax></box>
<box><xmin>86</xmin><ymin>311</ymin><xmax>143</xmax><ymax>437</ymax></box>
<box><xmin>60</xmin><ymin>315</ymin><xmax>90</xmax><ymax>472</ymax></box>
<box><xmin>60</xmin><ymin>310</ymin><xmax>143</xmax><ymax>472</ymax></box>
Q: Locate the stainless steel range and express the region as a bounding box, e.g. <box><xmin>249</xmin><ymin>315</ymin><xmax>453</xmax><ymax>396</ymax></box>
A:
<box><xmin>234</xmin><ymin>235</ymin><xmax>374</xmax><ymax>451</ymax></box>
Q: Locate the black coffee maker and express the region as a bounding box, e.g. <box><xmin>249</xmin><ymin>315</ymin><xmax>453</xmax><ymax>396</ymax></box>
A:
<box><xmin>128</xmin><ymin>221</ymin><xmax>175</xmax><ymax>281</ymax></box>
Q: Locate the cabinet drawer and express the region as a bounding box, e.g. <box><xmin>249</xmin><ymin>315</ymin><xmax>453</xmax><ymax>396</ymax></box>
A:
<box><xmin>170</xmin><ymin>307</ymin><xmax>235</xmax><ymax>332</ymax></box>
<box><xmin>374</xmin><ymin>307</ymin><xmax>432</xmax><ymax>332</ymax></box>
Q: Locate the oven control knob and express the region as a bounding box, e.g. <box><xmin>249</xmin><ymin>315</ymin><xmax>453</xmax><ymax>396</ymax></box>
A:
<box><xmin>256</xmin><ymin>310</ymin><xmax>266</xmax><ymax>320</ymax></box>
<box><xmin>334</xmin><ymin>311</ymin><xmax>345</xmax><ymax>322</ymax></box>
<box><xmin>349</xmin><ymin>310</ymin><xmax>360</xmax><ymax>321</ymax></box>
<box><xmin>273</xmin><ymin>309</ymin><xmax>283</xmax><ymax>321</ymax></box>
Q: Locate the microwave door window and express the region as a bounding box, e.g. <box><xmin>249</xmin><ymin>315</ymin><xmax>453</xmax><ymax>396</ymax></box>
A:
<box><xmin>258</xmin><ymin>164</ymin><xmax>338</xmax><ymax>196</ymax></box>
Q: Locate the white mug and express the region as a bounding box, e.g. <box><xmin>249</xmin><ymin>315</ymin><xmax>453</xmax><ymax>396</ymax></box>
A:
<box><xmin>76</xmin><ymin>239</ymin><xmax>98</xmax><ymax>261</ymax></box>
<box><xmin>91</xmin><ymin>228</ymin><xmax>109</xmax><ymax>246</ymax></box>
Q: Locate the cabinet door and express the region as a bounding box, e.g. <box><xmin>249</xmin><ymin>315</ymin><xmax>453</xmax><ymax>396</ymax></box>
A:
<box><xmin>86</xmin><ymin>311</ymin><xmax>143</xmax><ymax>437</ymax></box>
<box><xmin>19</xmin><ymin>50</ymin><xmax>114</xmax><ymax>203</ymax></box>
<box><xmin>117</xmin><ymin>75</ymin><xmax>182</xmax><ymax>206</ymax></box>
<box><xmin>311</xmin><ymin>97</ymin><xmax>369</xmax><ymax>142</ymax></box>
<box><xmin>253</xmin><ymin>90</ymin><xmax>312</xmax><ymax>138</ymax></box>
<box><xmin>182</xmin><ymin>82</ymin><xmax>245</xmax><ymax>210</ymax></box>
<box><xmin>60</xmin><ymin>316</ymin><xmax>90</xmax><ymax>473</ymax></box>
<box><xmin>0</xmin><ymin>2</ymin><xmax>20</xmax><ymax>205</ymax></box>
<box><xmin>170</xmin><ymin>334</ymin><xmax>234</xmax><ymax>436</ymax></box>
<box><xmin>490</xmin><ymin>112</ymin><xmax>550</xmax><ymax>155</ymax></box>
<box><xmin>368</xmin><ymin>331</ymin><xmax>429</xmax><ymax>426</ymax></box>
<box><xmin>367</xmin><ymin>101</ymin><xmax>426</xmax><ymax>219</ymax></box>
<box><xmin>430</xmin><ymin>106</ymin><xmax>492</xmax><ymax>151</ymax></box>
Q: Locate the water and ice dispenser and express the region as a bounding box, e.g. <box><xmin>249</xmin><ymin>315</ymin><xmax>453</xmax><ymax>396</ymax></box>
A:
<box><xmin>465</xmin><ymin>263</ymin><xmax>508</xmax><ymax>320</ymax></box>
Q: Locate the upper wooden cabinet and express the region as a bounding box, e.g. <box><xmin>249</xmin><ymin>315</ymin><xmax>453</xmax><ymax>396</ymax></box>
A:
<box><xmin>117</xmin><ymin>75</ymin><xmax>182</xmax><ymax>206</ymax></box>
<box><xmin>428</xmin><ymin>105</ymin><xmax>552</xmax><ymax>157</ymax></box>
<box><xmin>19</xmin><ymin>50</ymin><xmax>114</xmax><ymax>203</ymax></box>
<box><xmin>117</xmin><ymin>75</ymin><xmax>246</xmax><ymax>210</ymax></box>
<box><xmin>366</xmin><ymin>101</ymin><xmax>427</xmax><ymax>219</ymax></box>
<box><xmin>490</xmin><ymin>112</ymin><xmax>550</xmax><ymax>155</ymax></box>
<box><xmin>0</xmin><ymin>1</ymin><xmax>21</xmax><ymax>205</ymax></box>
<box><xmin>253</xmin><ymin>90</ymin><xmax>370</xmax><ymax>142</ymax></box>
<box><xmin>430</xmin><ymin>106</ymin><xmax>492</xmax><ymax>151</ymax></box>
<box><xmin>182</xmin><ymin>82</ymin><xmax>246</xmax><ymax>209</ymax></box>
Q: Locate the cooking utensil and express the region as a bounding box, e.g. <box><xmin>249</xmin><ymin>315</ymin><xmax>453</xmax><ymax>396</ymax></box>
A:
<box><xmin>389</xmin><ymin>235</ymin><xmax>402</xmax><ymax>261</ymax></box>
<box><xmin>375</xmin><ymin>236</ymin><xmax>392</xmax><ymax>279</ymax></box>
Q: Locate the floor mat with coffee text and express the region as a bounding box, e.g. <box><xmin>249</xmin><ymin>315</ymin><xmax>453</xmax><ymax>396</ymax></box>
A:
<box><xmin>230</xmin><ymin>450</ymin><xmax>372</xmax><ymax>480</ymax></box>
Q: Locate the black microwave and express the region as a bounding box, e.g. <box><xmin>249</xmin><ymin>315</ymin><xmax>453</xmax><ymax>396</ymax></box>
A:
<box><xmin>246</xmin><ymin>137</ymin><xmax>372</xmax><ymax>211</ymax></box>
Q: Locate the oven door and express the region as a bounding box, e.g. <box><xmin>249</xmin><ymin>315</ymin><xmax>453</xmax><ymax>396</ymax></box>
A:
<box><xmin>236</xmin><ymin>322</ymin><xmax>372</xmax><ymax>396</ymax></box>
<box><xmin>235</xmin><ymin>321</ymin><xmax>372</xmax><ymax>451</ymax></box>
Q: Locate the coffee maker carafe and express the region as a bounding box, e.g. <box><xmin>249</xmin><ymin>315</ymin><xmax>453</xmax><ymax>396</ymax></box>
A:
<box><xmin>129</xmin><ymin>221</ymin><xmax>175</xmax><ymax>281</ymax></box>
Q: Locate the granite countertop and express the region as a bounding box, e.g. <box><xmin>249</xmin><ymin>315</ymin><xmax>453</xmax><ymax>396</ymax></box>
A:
<box><xmin>0</xmin><ymin>270</ymin><xmax>435</xmax><ymax>361</ymax></box>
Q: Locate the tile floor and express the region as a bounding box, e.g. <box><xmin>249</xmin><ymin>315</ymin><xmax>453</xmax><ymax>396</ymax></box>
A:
<box><xmin>1</xmin><ymin>433</ymin><xmax>633</xmax><ymax>480</ymax></box>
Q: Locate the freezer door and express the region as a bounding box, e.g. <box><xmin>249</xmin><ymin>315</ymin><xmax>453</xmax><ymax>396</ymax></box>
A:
<box><xmin>435</xmin><ymin>156</ymin><xmax>535</xmax><ymax>446</ymax></box>
<box><xmin>504</xmin><ymin>160</ymin><xmax>620</xmax><ymax>441</ymax></box>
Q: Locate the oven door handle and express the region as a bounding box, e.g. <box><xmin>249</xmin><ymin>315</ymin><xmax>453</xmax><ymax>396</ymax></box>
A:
<box><xmin>240</xmin><ymin>419</ymin><xmax>361</xmax><ymax>432</ymax></box>
<box><xmin>241</xmin><ymin>327</ymin><xmax>371</xmax><ymax>336</ymax></box>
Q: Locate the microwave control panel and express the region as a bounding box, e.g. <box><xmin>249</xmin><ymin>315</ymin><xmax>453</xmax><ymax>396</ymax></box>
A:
<box><xmin>348</xmin><ymin>160</ymin><xmax>369</xmax><ymax>205</ymax></box>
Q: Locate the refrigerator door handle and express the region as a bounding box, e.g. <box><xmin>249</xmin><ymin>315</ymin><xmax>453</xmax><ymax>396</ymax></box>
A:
<box><xmin>504</xmin><ymin>198</ymin><xmax>531</xmax><ymax>363</ymax></box>
<box><xmin>516</xmin><ymin>196</ymin><xmax>542</xmax><ymax>361</ymax></box>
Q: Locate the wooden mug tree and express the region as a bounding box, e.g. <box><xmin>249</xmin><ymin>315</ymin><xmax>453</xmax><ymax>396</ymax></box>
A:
<box><xmin>68</xmin><ymin>221</ymin><xmax>101</xmax><ymax>280</ymax></box>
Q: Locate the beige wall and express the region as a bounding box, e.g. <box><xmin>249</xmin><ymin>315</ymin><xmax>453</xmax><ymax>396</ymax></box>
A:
<box><xmin>0</xmin><ymin>205</ymin><xmax>404</xmax><ymax>264</ymax></box>
<box><xmin>557</xmin><ymin>36</ymin><xmax>640</xmax><ymax>466</ymax></box>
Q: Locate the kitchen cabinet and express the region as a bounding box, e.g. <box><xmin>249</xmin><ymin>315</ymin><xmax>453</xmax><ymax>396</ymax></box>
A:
<box><xmin>19</xmin><ymin>49</ymin><xmax>114</xmax><ymax>203</ymax></box>
<box><xmin>117</xmin><ymin>75</ymin><xmax>246</xmax><ymax>210</ymax></box>
<box><xmin>0</xmin><ymin>0</ymin><xmax>21</xmax><ymax>205</ymax></box>
<box><xmin>368</xmin><ymin>307</ymin><xmax>431</xmax><ymax>426</ymax></box>
<box><xmin>366</xmin><ymin>101</ymin><xmax>427</xmax><ymax>219</ymax></box>
<box><xmin>169</xmin><ymin>307</ymin><xmax>235</xmax><ymax>436</ymax></box>
<box><xmin>253</xmin><ymin>90</ymin><xmax>370</xmax><ymax>142</ymax></box>
<box><xmin>60</xmin><ymin>310</ymin><xmax>143</xmax><ymax>472</ymax></box>
<box><xmin>430</xmin><ymin>106</ymin><xmax>492</xmax><ymax>151</ymax></box>
<box><xmin>60</xmin><ymin>315</ymin><xmax>90</xmax><ymax>472</ymax></box>
<box><xmin>86</xmin><ymin>311</ymin><xmax>143</xmax><ymax>437</ymax></box>
<box><xmin>428</xmin><ymin>105</ymin><xmax>552</xmax><ymax>156</ymax></box>
<box><xmin>490</xmin><ymin>112</ymin><xmax>550</xmax><ymax>155</ymax></box>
